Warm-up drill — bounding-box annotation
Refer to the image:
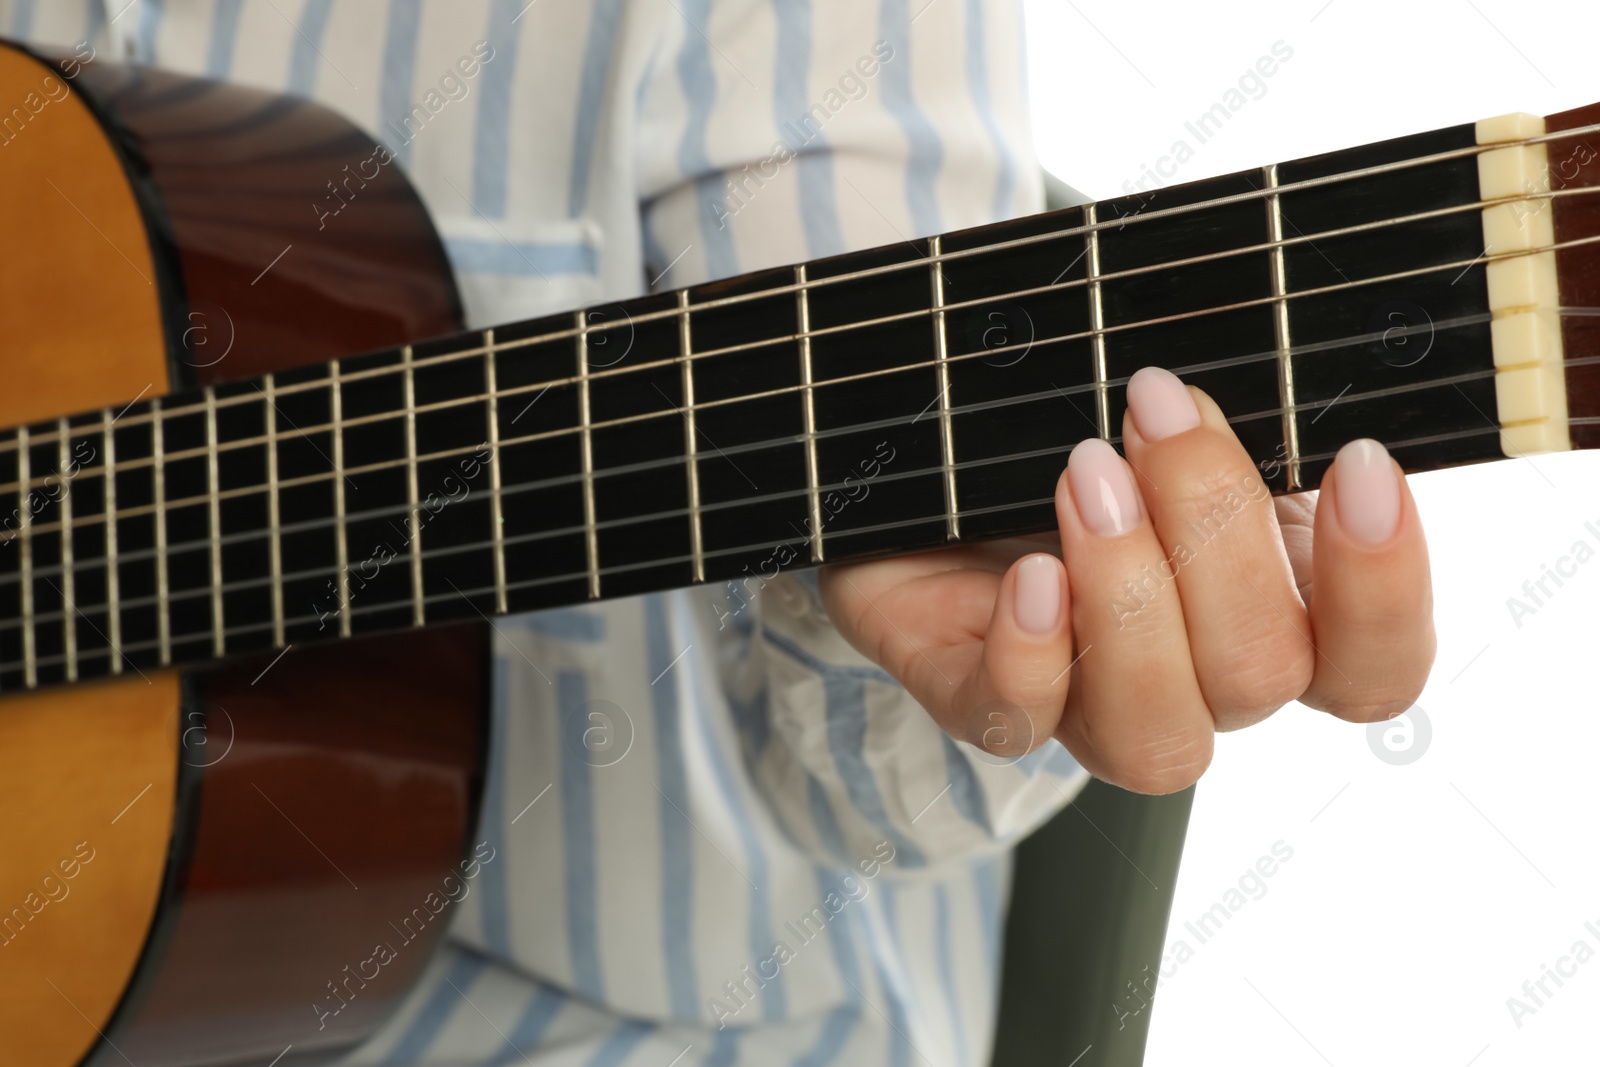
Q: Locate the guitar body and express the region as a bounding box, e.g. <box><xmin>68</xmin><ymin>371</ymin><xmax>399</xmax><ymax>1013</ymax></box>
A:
<box><xmin>6</xmin><ymin>23</ymin><xmax>1600</xmax><ymax>1067</ymax></box>
<box><xmin>0</xmin><ymin>43</ymin><xmax>488</xmax><ymax>1067</ymax></box>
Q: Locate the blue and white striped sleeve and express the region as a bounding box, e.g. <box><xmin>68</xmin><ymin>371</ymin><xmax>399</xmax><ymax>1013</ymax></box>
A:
<box><xmin>1</xmin><ymin>0</ymin><xmax>105</xmax><ymax>52</ymax></box>
<box><xmin>636</xmin><ymin>0</ymin><xmax>1091</xmax><ymax>874</ymax></box>
<box><xmin>729</xmin><ymin>569</ymin><xmax>1091</xmax><ymax>876</ymax></box>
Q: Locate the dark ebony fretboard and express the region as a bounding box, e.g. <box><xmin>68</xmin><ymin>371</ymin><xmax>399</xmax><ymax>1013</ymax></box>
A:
<box><xmin>0</xmin><ymin>120</ymin><xmax>1511</xmax><ymax>692</ymax></box>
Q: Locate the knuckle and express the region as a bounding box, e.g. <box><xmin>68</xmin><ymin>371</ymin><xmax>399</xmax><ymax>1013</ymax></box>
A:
<box><xmin>1103</xmin><ymin>724</ymin><xmax>1214</xmax><ymax>795</ymax></box>
<box><xmin>965</xmin><ymin>700</ymin><xmax>1050</xmax><ymax>758</ymax></box>
<box><xmin>1168</xmin><ymin>465</ymin><xmax>1269</xmax><ymax>529</ymax></box>
<box><xmin>1105</xmin><ymin>580</ymin><xmax>1182</xmax><ymax>636</ymax></box>
<box><xmin>1200</xmin><ymin>625</ymin><xmax>1315</xmax><ymax>721</ymax></box>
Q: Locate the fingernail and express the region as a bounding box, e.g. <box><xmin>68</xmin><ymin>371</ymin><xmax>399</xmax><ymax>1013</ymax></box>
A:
<box><xmin>1333</xmin><ymin>438</ymin><xmax>1400</xmax><ymax>544</ymax></box>
<box><xmin>1126</xmin><ymin>366</ymin><xmax>1201</xmax><ymax>442</ymax></box>
<box><xmin>1013</xmin><ymin>554</ymin><xmax>1062</xmax><ymax>635</ymax></box>
<box><xmin>1067</xmin><ymin>437</ymin><xmax>1141</xmax><ymax>537</ymax></box>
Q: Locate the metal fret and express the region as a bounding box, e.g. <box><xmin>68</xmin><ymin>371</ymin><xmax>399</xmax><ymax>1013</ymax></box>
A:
<box><xmin>1263</xmin><ymin>164</ymin><xmax>1302</xmax><ymax>489</ymax></box>
<box><xmin>678</xmin><ymin>290</ymin><xmax>705</xmax><ymax>583</ymax></box>
<box><xmin>153</xmin><ymin>399</ymin><xmax>171</xmax><ymax>665</ymax></box>
<box><xmin>1083</xmin><ymin>203</ymin><xmax>1111</xmax><ymax>438</ymax></box>
<box><xmin>17</xmin><ymin>428</ymin><xmax>35</xmax><ymax>687</ymax></box>
<box><xmin>484</xmin><ymin>329</ymin><xmax>508</xmax><ymax>614</ymax></box>
<box><xmin>928</xmin><ymin>236</ymin><xmax>960</xmax><ymax>541</ymax></box>
<box><xmin>330</xmin><ymin>361</ymin><xmax>351</xmax><ymax>638</ymax></box>
<box><xmin>57</xmin><ymin>419</ymin><xmax>77</xmax><ymax>681</ymax></box>
<box><xmin>204</xmin><ymin>387</ymin><xmax>225</xmax><ymax>657</ymax></box>
<box><xmin>102</xmin><ymin>410</ymin><xmax>121</xmax><ymax>674</ymax></box>
<box><xmin>577</xmin><ymin>312</ymin><xmax>601</xmax><ymax>599</ymax></box>
<box><xmin>401</xmin><ymin>344</ymin><xmax>425</xmax><ymax>626</ymax></box>
<box><xmin>263</xmin><ymin>373</ymin><xmax>285</xmax><ymax>646</ymax></box>
<box><xmin>796</xmin><ymin>264</ymin><xmax>824</xmax><ymax>563</ymax></box>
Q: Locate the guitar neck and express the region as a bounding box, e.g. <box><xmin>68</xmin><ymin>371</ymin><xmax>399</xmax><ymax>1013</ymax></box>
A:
<box><xmin>4</xmin><ymin>105</ymin><xmax>1600</xmax><ymax>694</ymax></box>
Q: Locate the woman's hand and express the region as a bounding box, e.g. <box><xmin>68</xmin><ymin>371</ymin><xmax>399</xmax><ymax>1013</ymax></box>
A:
<box><xmin>818</xmin><ymin>366</ymin><xmax>1435</xmax><ymax>794</ymax></box>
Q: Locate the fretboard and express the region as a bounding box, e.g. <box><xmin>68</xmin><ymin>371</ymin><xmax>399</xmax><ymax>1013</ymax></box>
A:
<box><xmin>0</xmin><ymin>118</ymin><xmax>1567</xmax><ymax>693</ymax></box>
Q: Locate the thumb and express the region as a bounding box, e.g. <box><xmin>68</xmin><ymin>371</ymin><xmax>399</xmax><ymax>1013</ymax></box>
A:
<box><xmin>943</xmin><ymin>553</ymin><xmax>1076</xmax><ymax>759</ymax></box>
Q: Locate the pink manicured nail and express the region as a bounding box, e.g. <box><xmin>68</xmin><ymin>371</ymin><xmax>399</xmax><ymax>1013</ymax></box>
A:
<box><xmin>1067</xmin><ymin>438</ymin><xmax>1141</xmax><ymax>537</ymax></box>
<box><xmin>1333</xmin><ymin>438</ymin><xmax>1400</xmax><ymax>544</ymax></box>
<box><xmin>1013</xmin><ymin>554</ymin><xmax>1061</xmax><ymax>634</ymax></box>
<box><xmin>1126</xmin><ymin>366</ymin><xmax>1200</xmax><ymax>441</ymax></box>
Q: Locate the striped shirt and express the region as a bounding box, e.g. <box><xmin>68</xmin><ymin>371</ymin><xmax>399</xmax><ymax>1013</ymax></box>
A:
<box><xmin>6</xmin><ymin>2</ymin><xmax>1091</xmax><ymax>1063</ymax></box>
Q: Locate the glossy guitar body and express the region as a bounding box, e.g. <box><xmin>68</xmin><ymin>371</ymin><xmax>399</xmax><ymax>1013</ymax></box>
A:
<box><xmin>0</xmin><ymin>43</ymin><xmax>488</xmax><ymax>1067</ymax></box>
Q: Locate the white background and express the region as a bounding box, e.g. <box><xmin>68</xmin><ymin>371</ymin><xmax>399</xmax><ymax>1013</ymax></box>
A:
<box><xmin>1023</xmin><ymin>1</ymin><xmax>1600</xmax><ymax>1063</ymax></box>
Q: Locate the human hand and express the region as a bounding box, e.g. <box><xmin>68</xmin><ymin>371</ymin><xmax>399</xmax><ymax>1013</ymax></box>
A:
<box><xmin>818</xmin><ymin>366</ymin><xmax>1435</xmax><ymax>794</ymax></box>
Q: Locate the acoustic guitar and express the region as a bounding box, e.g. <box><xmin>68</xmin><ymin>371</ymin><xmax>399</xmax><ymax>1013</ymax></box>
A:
<box><xmin>2</xmin><ymin>38</ymin><xmax>1597</xmax><ymax>1067</ymax></box>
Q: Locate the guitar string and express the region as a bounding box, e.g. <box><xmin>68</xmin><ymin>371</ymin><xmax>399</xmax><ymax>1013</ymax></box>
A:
<box><xmin>4</xmin><ymin>253</ymin><xmax>1591</xmax><ymax>581</ymax></box>
<box><xmin>3</xmin><ymin>203</ymin><xmax>1594</xmax><ymax>507</ymax></box>
<box><xmin>0</xmin><ymin>363</ymin><xmax>1515</xmax><ymax>636</ymax></box>
<box><xmin>4</xmin><ymin>131</ymin><xmax>1597</xmax><ymax>657</ymax></box>
<box><xmin>4</xmin><ymin>143</ymin><xmax>1600</xmax><ymax>456</ymax></box>
<box><xmin>0</xmin><ymin>348</ymin><xmax>1501</xmax><ymax>605</ymax></box>
<box><xmin>0</xmin><ymin>417</ymin><xmax>1509</xmax><ymax>667</ymax></box>
<box><xmin>0</xmin><ymin>309</ymin><xmax>1493</xmax><ymax>556</ymax></box>
<box><xmin>3</xmin><ymin>201</ymin><xmax>1587</xmax><ymax>575</ymax></box>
